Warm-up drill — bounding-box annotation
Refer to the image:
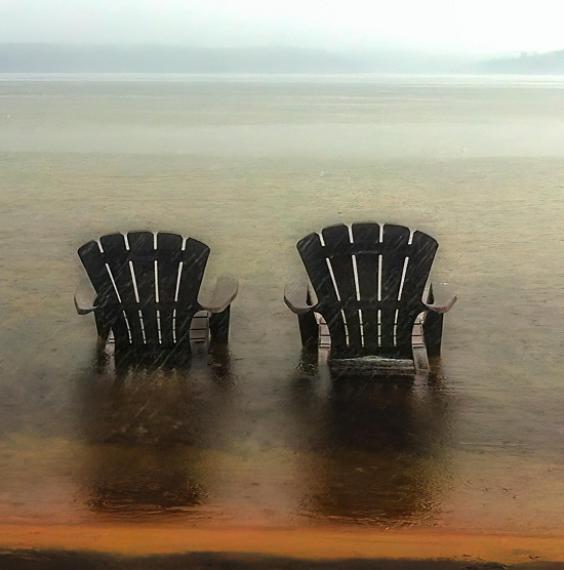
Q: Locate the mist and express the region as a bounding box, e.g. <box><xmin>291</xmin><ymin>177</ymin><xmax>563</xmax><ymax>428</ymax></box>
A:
<box><xmin>0</xmin><ymin>44</ymin><xmax>482</xmax><ymax>74</ymax></box>
<box><xmin>1</xmin><ymin>0</ymin><xmax>564</xmax><ymax>56</ymax></box>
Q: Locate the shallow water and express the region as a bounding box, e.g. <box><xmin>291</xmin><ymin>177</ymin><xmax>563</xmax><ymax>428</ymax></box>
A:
<box><xmin>1</xmin><ymin>75</ymin><xmax>564</xmax><ymax>536</ymax></box>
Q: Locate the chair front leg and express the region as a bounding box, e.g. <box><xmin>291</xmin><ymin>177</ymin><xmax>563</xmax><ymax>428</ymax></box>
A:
<box><xmin>423</xmin><ymin>311</ymin><xmax>444</xmax><ymax>357</ymax></box>
<box><xmin>94</xmin><ymin>309</ymin><xmax>111</xmax><ymax>344</ymax></box>
<box><xmin>298</xmin><ymin>310</ymin><xmax>319</xmax><ymax>351</ymax></box>
<box><xmin>210</xmin><ymin>306</ymin><xmax>231</xmax><ymax>344</ymax></box>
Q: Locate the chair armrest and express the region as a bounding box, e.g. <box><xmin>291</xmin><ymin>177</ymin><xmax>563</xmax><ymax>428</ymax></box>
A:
<box><xmin>423</xmin><ymin>283</ymin><xmax>457</xmax><ymax>314</ymax></box>
<box><xmin>199</xmin><ymin>274</ymin><xmax>238</xmax><ymax>314</ymax></box>
<box><xmin>284</xmin><ymin>281</ymin><xmax>316</xmax><ymax>315</ymax></box>
<box><xmin>424</xmin><ymin>296</ymin><xmax>457</xmax><ymax>314</ymax></box>
<box><xmin>74</xmin><ymin>281</ymin><xmax>98</xmax><ymax>315</ymax></box>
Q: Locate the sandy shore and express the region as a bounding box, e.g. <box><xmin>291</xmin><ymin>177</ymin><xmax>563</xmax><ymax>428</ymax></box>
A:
<box><xmin>1</xmin><ymin>523</ymin><xmax>564</xmax><ymax>565</ymax></box>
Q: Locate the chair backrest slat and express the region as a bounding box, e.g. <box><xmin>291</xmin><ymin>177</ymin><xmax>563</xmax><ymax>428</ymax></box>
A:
<box><xmin>155</xmin><ymin>232</ymin><xmax>184</xmax><ymax>345</ymax></box>
<box><xmin>350</xmin><ymin>223</ymin><xmax>381</xmax><ymax>352</ymax></box>
<box><xmin>173</xmin><ymin>237</ymin><xmax>209</xmax><ymax>346</ymax></box>
<box><xmin>128</xmin><ymin>231</ymin><xmax>159</xmax><ymax>344</ymax></box>
<box><xmin>321</xmin><ymin>225</ymin><xmax>362</xmax><ymax>349</ymax></box>
<box><xmin>99</xmin><ymin>233</ymin><xmax>144</xmax><ymax>346</ymax></box>
<box><xmin>297</xmin><ymin>231</ymin><xmax>348</xmax><ymax>349</ymax></box>
<box><xmin>297</xmin><ymin>223</ymin><xmax>438</xmax><ymax>360</ymax></box>
<box><xmin>78</xmin><ymin>231</ymin><xmax>210</xmax><ymax>351</ymax></box>
<box><xmin>177</xmin><ymin>238</ymin><xmax>210</xmax><ymax>305</ymax></box>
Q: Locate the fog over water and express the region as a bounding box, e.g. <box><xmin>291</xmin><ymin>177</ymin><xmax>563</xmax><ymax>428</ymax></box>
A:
<box><xmin>3</xmin><ymin>1</ymin><xmax>564</xmax><ymax>74</ymax></box>
<box><xmin>2</xmin><ymin>0</ymin><xmax>564</xmax><ymax>54</ymax></box>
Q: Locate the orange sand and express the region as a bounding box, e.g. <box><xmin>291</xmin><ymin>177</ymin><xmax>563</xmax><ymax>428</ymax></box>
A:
<box><xmin>1</xmin><ymin>523</ymin><xmax>563</xmax><ymax>563</ymax></box>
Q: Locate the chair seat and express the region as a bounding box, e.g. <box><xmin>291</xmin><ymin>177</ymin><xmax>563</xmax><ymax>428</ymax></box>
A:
<box><xmin>329</xmin><ymin>355</ymin><xmax>415</xmax><ymax>376</ymax></box>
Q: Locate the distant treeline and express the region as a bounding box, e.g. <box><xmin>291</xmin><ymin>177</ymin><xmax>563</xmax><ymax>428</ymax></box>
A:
<box><xmin>0</xmin><ymin>44</ymin><xmax>352</xmax><ymax>73</ymax></box>
<box><xmin>0</xmin><ymin>44</ymin><xmax>468</xmax><ymax>73</ymax></box>
<box><xmin>5</xmin><ymin>44</ymin><xmax>562</xmax><ymax>74</ymax></box>
<box><xmin>482</xmin><ymin>50</ymin><xmax>564</xmax><ymax>73</ymax></box>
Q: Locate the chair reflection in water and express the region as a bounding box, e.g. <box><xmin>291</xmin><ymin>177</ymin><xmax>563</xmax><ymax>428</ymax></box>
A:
<box><xmin>285</xmin><ymin>223</ymin><xmax>457</xmax><ymax>376</ymax></box>
<box><xmin>75</xmin><ymin>231</ymin><xmax>238</xmax><ymax>367</ymax></box>
<box><xmin>77</xmin><ymin>346</ymin><xmax>235</xmax><ymax>519</ymax></box>
<box><xmin>287</xmin><ymin>352</ymin><xmax>452</xmax><ymax>524</ymax></box>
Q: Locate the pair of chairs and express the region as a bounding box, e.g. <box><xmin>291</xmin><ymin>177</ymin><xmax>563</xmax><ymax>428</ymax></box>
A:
<box><xmin>75</xmin><ymin>223</ymin><xmax>457</xmax><ymax>374</ymax></box>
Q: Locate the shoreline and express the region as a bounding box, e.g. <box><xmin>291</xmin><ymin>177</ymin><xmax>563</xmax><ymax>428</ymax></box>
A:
<box><xmin>1</xmin><ymin>523</ymin><xmax>563</xmax><ymax>564</ymax></box>
<box><xmin>1</xmin><ymin>551</ymin><xmax>562</xmax><ymax>570</ymax></box>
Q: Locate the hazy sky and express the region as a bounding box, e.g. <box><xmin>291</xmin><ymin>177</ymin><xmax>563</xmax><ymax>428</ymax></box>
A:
<box><xmin>0</xmin><ymin>0</ymin><xmax>563</xmax><ymax>55</ymax></box>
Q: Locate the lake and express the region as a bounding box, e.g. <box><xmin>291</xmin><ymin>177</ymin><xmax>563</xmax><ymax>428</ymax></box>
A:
<box><xmin>1</xmin><ymin>74</ymin><xmax>564</xmax><ymax>561</ymax></box>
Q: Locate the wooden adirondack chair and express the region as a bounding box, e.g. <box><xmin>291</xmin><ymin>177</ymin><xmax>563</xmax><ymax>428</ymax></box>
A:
<box><xmin>284</xmin><ymin>223</ymin><xmax>456</xmax><ymax>374</ymax></box>
<box><xmin>74</xmin><ymin>231</ymin><xmax>238</xmax><ymax>360</ymax></box>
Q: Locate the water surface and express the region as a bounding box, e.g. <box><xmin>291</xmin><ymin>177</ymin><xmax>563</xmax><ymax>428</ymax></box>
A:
<box><xmin>1</xmin><ymin>74</ymin><xmax>564</xmax><ymax>537</ymax></box>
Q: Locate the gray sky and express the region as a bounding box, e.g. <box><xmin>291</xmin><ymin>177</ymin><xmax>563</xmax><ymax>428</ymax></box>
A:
<box><xmin>0</xmin><ymin>0</ymin><xmax>562</xmax><ymax>55</ymax></box>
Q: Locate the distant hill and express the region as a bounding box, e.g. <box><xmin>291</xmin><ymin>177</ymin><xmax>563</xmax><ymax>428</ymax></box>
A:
<box><xmin>0</xmin><ymin>44</ymin><xmax>468</xmax><ymax>74</ymax></box>
<box><xmin>0</xmin><ymin>44</ymin><xmax>352</xmax><ymax>73</ymax></box>
<box><xmin>482</xmin><ymin>50</ymin><xmax>564</xmax><ymax>73</ymax></box>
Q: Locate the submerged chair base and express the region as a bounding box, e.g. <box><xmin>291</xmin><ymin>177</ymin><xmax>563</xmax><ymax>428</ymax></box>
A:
<box><xmin>328</xmin><ymin>356</ymin><xmax>416</xmax><ymax>377</ymax></box>
<box><xmin>99</xmin><ymin>309</ymin><xmax>210</xmax><ymax>347</ymax></box>
<box><xmin>319</xmin><ymin>313</ymin><xmax>430</xmax><ymax>376</ymax></box>
<box><xmin>97</xmin><ymin>309</ymin><xmax>230</xmax><ymax>369</ymax></box>
<box><xmin>288</xmin><ymin>298</ymin><xmax>451</xmax><ymax>377</ymax></box>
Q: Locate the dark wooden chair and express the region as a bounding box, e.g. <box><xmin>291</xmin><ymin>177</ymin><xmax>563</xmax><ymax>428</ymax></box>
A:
<box><xmin>75</xmin><ymin>231</ymin><xmax>238</xmax><ymax>360</ymax></box>
<box><xmin>284</xmin><ymin>223</ymin><xmax>456</xmax><ymax>374</ymax></box>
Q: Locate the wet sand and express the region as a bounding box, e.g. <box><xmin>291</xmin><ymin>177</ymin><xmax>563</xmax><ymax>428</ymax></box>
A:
<box><xmin>3</xmin><ymin>523</ymin><xmax>564</xmax><ymax>565</ymax></box>
<box><xmin>2</xmin><ymin>553</ymin><xmax>562</xmax><ymax>570</ymax></box>
<box><xmin>2</xmin><ymin>75</ymin><xmax>564</xmax><ymax>564</ymax></box>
